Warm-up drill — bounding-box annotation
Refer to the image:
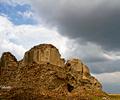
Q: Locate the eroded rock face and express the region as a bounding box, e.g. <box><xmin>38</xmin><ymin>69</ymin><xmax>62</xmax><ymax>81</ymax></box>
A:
<box><xmin>66</xmin><ymin>59</ymin><xmax>83</xmax><ymax>72</ymax></box>
<box><xmin>0</xmin><ymin>44</ymin><xmax>106</xmax><ymax>99</ymax></box>
<box><xmin>65</xmin><ymin>59</ymin><xmax>90</xmax><ymax>79</ymax></box>
<box><xmin>65</xmin><ymin>59</ymin><xmax>101</xmax><ymax>91</ymax></box>
<box><xmin>0</xmin><ymin>52</ymin><xmax>17</xmax><ymax>70</ymax></box>
<box><xmin>23</xmin><ymin>44</ymin><xmax>65</xmax><ymax>66</ymax></box>
<box><xmin>0</xmin><ymin>52</ymin><xmax>17</xmax><ymax>85</ymax></box>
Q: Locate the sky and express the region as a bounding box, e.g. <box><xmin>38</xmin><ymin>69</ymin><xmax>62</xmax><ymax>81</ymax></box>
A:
<box><xmin>0</xmin><ymin>0</ymin><xmax>120</xmax><ymax>93</ymax></box>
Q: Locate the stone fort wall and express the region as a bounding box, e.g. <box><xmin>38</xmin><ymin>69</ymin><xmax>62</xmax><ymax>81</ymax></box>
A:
<box><xmin>23</xmin><ymin>44</ymin><xmax>65</xmax><ymax>66</ymax></box>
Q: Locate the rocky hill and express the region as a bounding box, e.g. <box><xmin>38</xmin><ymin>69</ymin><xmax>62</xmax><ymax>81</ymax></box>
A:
<box><xmin>0</xmin><ymin>44</ymin><xmax>108</xmax><ymax>99</ymax></box>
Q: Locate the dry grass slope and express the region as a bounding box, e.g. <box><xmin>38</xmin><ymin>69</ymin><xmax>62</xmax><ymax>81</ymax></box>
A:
<box><xmin>109</xmin><ymin>94</ymin><xmax>120</xmax><ymax>100</ymax></box>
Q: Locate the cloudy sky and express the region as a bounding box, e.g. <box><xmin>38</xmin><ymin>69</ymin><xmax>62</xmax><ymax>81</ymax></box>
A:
<box><xmin>0</xmin><ymin>0</ymin><xmax>120</xmax><ymax>93</ymax></box>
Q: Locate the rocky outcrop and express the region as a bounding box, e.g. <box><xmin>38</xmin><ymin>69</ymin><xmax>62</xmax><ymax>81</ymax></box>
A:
<box><xmin>23</xmin><ymin>44</ymin><xmax>65</xmax><ymax>66</ymax></box>
<box><xmin>0</xmin><ymin>44</ymin><xmax>107</xmax><ymax>99</ymax></box>
<box><xmin>0</xmin><ymin>52</ymin><xmax>17</xmax><ymax>71</ymax></box>
<box><xmin>0</xmin><ymin>52</ymin><xmax>17</xmax><ymax>85</ymax></box>
<box><xmin>65</xmin><ymin>59</ymin><xmax>90</xmax><ymax>79</ymax></box>
<box><xmin>65</xmin><ymin>59</ymin><xmax>102</xmax><ymax>92</ymax></box>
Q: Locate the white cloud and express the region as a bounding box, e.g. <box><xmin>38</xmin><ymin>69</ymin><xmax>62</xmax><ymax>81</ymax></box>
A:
<box><xmin>94</xmin><ymin>72</ymin><xmax>120</xmax><ymax>84</ymax></box>
<box><xmin>18</xmin><ymin>11</ymin><xmax>34</xmax><ymax>18</ymax></box>
<box><xmin>0</xmin><ymin>15</ymin><xmax>118</xmax><ymax>62</ymax></box>
<box><xmin>0</xmin><ymin>0</ymin><xmax>28</xmax><ymax>5</ymax></box>
<box><xmin>0</xmin><ymin>15</ymin><xmax>68</xmax><ymax>60</ymax></box>
<box><xmin>93</xmin><ymin>72</ymin><xmax>120</xmax><ymax>93</ymax></box>
<box><xmin>105</xmin><ymin>51</ymin><xmax>120</xmax><ymax>60</ymax></box>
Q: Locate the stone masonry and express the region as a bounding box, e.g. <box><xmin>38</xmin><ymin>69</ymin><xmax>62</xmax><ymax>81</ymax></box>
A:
<box><xmin>23</xmin><ymin>44</ymin><xmax>65</xmax><ymax>66</ymax></box>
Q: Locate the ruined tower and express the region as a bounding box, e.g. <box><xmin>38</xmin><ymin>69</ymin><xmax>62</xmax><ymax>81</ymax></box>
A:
<box><xmin>23</xmin><ymin>44</ymin><xmax>65</xmax><ymax>66</ymax></box>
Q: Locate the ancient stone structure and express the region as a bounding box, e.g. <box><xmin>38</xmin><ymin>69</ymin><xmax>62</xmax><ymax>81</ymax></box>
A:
<box><xmin>66</xmin><ymin>59</ymin><xmax>83</xmax><ymax>72</ymax></box>
<box><xmin>0</xmin><ymin>52</ymin><xmax>17</xmax><ymax>85</ymax></box>
<box><xmin>23</xmin><ymin>44</ymin><xmax>65</xmax><ymax>66</ymax></box>
<box><xmin>0</xmin><ymin>44</ymin><xmax>108</xmax><ymax>99</ymax></box>
<box><xmin>0</xmin><ymin>52</ymin><xmax>17</xmax><ymax>71</ymax></box>
<box><xmin>65</xmin><ymin>59</ymin><xmax>90</xmax><ymax>80</ymax></box>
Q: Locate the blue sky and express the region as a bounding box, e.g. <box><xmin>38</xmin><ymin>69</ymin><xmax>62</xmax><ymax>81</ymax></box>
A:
<box><xmin>0</xmin><ymin>0</ymin><xmax>120</xmax><ymax>93</ymax></box>
<box><xmin>0</xmin><ymin>1</ymin><xmax>66</xmax><ymax>58</ymax></box>
<box><xmin>0</xmin><ymin>2</ymin><xmax>36</xmax><ymax>25</ymax></box>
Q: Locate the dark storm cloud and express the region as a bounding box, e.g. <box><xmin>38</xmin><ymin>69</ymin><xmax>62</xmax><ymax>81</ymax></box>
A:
<box><xmin>63</xmin><ymin>41</ymin><xmax>120</xmax><ymax>74</ymax></box>
<box><xmin>28</xmin><ymin>0</ymin><xmax>120</xmax><ymax>74</ymax></box>
<box><xmin>88</xmin><ymin>60</ymin><xmax>120</xmax><ymax>74</ymax></box>
<box><xmin>30</xmin><ymin>0</ymin><xmax>120</xmax><ymax>51</ymax></box>
<box><xmin>103</xmin><ymin>83</ymin><xmax>120</xmax><ymax>93</ymax></box>
<box><xmin>2</xmin><ymin>0</ymin><xmax>120</xmax><ymax>74</ymax></box>
<box><xmin>64</xmin><ymin>41</ymin><xmax>110</xmax><ymax>63</ymax></box>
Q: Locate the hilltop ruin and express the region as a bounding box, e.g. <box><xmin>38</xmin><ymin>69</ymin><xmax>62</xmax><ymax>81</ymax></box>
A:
<box><xmin>0</xmin><ymin>44</ymin><xmax>107</xmax><ymax>99</ymax></box>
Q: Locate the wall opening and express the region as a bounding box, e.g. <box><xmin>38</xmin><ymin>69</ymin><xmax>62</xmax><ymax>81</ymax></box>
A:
<box><xmin>47</xmin><ymin>62</ymin><xmax>50</xmax><ymax>64</ymax></box>
<box><xmin>67</xmin><ymin>83</ymin><xmax>74</xmax><ymax>92</ymax></box>
<box><xmin>67</xmin><ymin>63</ymin><xmax>71</xmax><ymax>66</ymax></box>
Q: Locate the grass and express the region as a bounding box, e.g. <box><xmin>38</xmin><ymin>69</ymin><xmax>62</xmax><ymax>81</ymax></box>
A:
<box><xmin>87</xmin><ymin>94</ymin><xmax>120</xmax><ymax>100</ymax></box>
<box><xmin>1</xmin><ymin>91</ymin><xmax>120</xmax><ymax>100</ymax></box>
<box><xmin>108</xmin><ymin>94</ymin><xmax>120</xmax><ymax>100</ymax></box>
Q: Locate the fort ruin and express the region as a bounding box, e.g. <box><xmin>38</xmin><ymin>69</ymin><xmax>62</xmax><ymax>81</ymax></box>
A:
<box><xmin>23</xmin><ymin>44</ymin><xmax>65</xmax><ymax>66</ymax></box>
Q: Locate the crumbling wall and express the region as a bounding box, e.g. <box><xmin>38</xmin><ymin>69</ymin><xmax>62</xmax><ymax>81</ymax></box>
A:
<box><xmin>23</xmin><ymin>44</ymin><xmax>65</xmax><ymax>66</ymax></box>
<box><xmin>0</xmin><ymin>52</ymin><xmax>17</xmax><ymax>71</ymax></box>
<box><xmin>0</xmin><ymin>52</ymin><xmax>18</xmax><ymax>85</ymax></box>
